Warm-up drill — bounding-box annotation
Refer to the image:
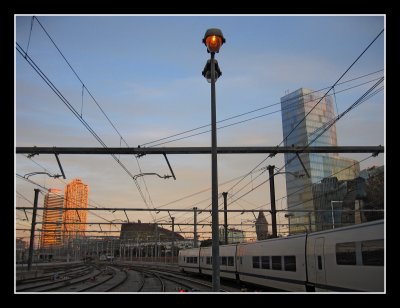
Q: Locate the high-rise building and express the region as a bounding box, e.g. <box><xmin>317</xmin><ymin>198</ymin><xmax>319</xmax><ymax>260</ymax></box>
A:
<box><xmin>255</xmin><ymin>211</ymin><xmax>269</xmax><ymax>240</ymax></box>
<box><xmin>40</xmin><ymin>188</ymin><xmax>63</xmax><ymax>248</ymax></box>
<box><xmin>280</xmin><ymin>88</ymin><xmax>359</xmax><ymax>234</ymax></box>
<box><xmin>63</xmin><ymin>179</ymin><xmax>89</xmax><ymax>240</ymax></box>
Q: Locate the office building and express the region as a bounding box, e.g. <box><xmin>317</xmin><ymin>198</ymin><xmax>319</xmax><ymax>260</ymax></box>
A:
<box><xmin>280</xmin><ymin>88</ymin><xmax>359</xmax><ymax>233</ymax></box>
<box><xmin>40</xmin><ymin>188</ymin><xmax>64</xmax><ymax>248</ymax></box>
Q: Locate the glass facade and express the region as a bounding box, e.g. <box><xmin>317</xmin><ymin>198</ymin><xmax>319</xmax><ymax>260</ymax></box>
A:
<box><xmin>40</xmin><ymin>188</ymin><xmax>64</xmax><ymax>248</ymax></box>
<box><xmin>280</xmin><ymin>88</ymin><xmax>359</xmax><ymax>234</ymax></box>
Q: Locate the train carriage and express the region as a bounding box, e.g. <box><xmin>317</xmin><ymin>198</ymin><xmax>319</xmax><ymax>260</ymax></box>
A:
<box><xmin>218</xmin><ymin>244</ymin><xmax>238</xmax><ymax>280</ymax></box>
<box><xmin>237</xmin><ymin>234</ymin><xmax>308</xmax><ymax>292</ymax></box>
<box><xmin>307</xmin><ymin>219</ymin><xmax>384</xmax><ymax>292</ymax></box>
<box><xmin>178</xmin><ymin>247</ymin><xmax>200</xmax><ymax>274</ymax></box>
<box><xmin>199</xmin><ymin>246</ymin><xmax>212</xmax><ymax>275</ymax></box>
<box><xmin>178</xmin><ymin>220</ymin><xmax>384</xmax><ymax>292</ymax></box>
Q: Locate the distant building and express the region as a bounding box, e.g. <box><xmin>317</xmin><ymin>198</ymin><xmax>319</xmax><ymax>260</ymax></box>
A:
<box><xmin>16</xmin><ymin>238</ymin><xmax>27</xmax><ymax>263</ymax></box>
<box><xmin>359</xmin><ymin>165</ymin><xmax>384</xmax><ymax>221</ymax></box>
<box><xmin>280</xmin><ymin>88</ymin><xmax>359</xmax><ymax>234</ymax></box>
<box><xmin>219</xmin><ymin>227</ymin><xmax>245</xmax><ymax>244</ymax></box>
<box><xmin>63</xmin><ymin>179</ymin><xmax>88</xmax><ymax>240</ymax></box>
<box><xmin>120</xmin><ymin>221</ymin><xmax>184</xmax><ymax>242</ymax></box>
<box><xmin>360</xmin><ymin>165</ymin><xmax>384</xmax><ymax>180</ymax></box>
<box><xmin>120</xmin><ymin>221</ymin><xmax>185</xmax><ymax>257</ymax></box>
<box><xmin>255</xmin><ymin>211</ymin><xmax>269</xmax><ymax>240</ymax></box>
<box><xmin>40</xmin><ymin>188</ymin><xmax>64</xmax><ymax>248</ymax></box>
<box><xmin>312</xmin><ymin>176</ymin><xmax>367</xmax><ymax>230</ymax></box>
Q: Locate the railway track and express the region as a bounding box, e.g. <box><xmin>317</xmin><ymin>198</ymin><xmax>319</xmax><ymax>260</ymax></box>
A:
<box><xmin>17</xmin><ymin>262</ymin><xmax>255</xmax><ymax>292</ymax></box>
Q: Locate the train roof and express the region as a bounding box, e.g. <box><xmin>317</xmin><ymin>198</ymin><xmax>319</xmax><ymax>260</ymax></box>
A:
<box><xmin>306</xmin><ymin>219</ymin><xmax>384</xmax><ymax>237</ymax></box>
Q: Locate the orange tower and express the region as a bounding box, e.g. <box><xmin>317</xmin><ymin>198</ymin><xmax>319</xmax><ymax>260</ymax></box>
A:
<box><xmin>63</xmin><ymin>179</ymin><xmax>89</xmax><ymax>240</ymax></box>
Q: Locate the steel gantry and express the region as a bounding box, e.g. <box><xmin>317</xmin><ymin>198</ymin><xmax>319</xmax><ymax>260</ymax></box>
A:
<box><xmin>16</xmin><ymin>145</ymin><xmax>384</xmax><ymax>155</ymax></box>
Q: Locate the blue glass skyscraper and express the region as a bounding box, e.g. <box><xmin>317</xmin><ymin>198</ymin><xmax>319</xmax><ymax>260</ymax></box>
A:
<box><xmin>281</xmin><ymin>88</ymin><xmax>359</xmax><ymax>234</ymax></box>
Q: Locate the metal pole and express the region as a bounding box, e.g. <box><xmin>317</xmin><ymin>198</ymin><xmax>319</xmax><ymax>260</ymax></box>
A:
<box><xmin>155</xmin><ymin>223</ymin><xmax>158</xmax><ymax>260</ymax></box>
<box><xmin>193</xmin><ymin>207</ymin><xmax>198</xmax><ymax>248</ymax></box>
<box><xmin>171</xmin><ymin>217</ymin><xmax>175</xmax><ymax>261</ymax></box>
<box><xmin>28</xmin><ymin>189</ymin><xmax>40</xmax><ymax>271</ymax></box>
<box><xmin>268</xmin><ymin>166</ymin><xmax>277</xmax><ymax>238</ymax></box>
<box><xmin>222</xmin><ymin>192</ymin><xmax>228</xmax><ymax>244</ymax></box>
<box><xmin>210</xmin><ymin>52</ymin><xmax>220</xmax><ymax>292</ymax></box>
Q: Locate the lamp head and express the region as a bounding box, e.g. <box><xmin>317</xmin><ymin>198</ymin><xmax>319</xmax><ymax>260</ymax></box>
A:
<box><xmin>203</xmin><ymin>28</ymin><xmax>225</xmax><ymax>53</ymax></box>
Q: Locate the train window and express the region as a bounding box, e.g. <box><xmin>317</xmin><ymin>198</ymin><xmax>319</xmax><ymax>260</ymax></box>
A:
<box><xmin>184</xmin><ymin>257</ymin><xmax>186</xmax><ymax>262</ymax></box>
<box><xmin>252</xmin><ymin>256</ymin><xmax>260</xmax><ymax>268</ymax></box>
<box><xmin>261</xmin><ymin>256</ymin><xmax>270</xmax><ymax>269</ymax></box>
<box><xmin>194</xmin><ymin>257</ymin><xmax>197</xmax><ymax>263</ymax></box>
<box><xmin>221</xmin><ymin>256</ymin><xmax>227</xmax><ymax>265</ymax></box>
<box><xmin>336</xmin><ymin>242</ymin><xmax>356</xmax><ymax>265</ymax></box>
<box><xmin>228</xmin><ymin>256</ymin><xmax>234</xmax><ymax>266</ymax></box>
<box><xmin>362</xmin><ymin>239</ymin><xmax>384</xmax><ymax>266</ymax></box>
<box><xmin>272</xmin><ymin>256</ymin><xmax>282</xmax><ymax>270</ymax></box>
<box><xmin>284</xmin><ymin>256</ymin><xmax>296</xmax><ymax>272</ymax></box>
<box><xmin>206</xmin><ymin>256</ymin><xmax>211</xmax><ymax>265</ymax></box>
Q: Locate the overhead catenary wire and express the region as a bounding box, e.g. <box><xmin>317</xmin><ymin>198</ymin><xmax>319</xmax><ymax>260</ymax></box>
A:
<box><xmin>182</xmin><ymin>77</ymin><xmax>384</xmax><ymax>234</ymax></box>
<box><xmin>16</xmin><ymin>42</ymin><xmax>156</xmax><ymax>222</ymax></box>
<box><xmin>214</xmin><ymin>28</ymin><xmax>384</xmax><ymax>213</ymax></box>
<box><xmin>140</xmin><ymin>69</ymin><xmax>383</xmax><ymax>147</ymax></box>
<box><xmin>16</xmin><ymin>21</ymin><xmax>384</xmax><ymax>238</ymax></box>
<box><xmin>145</xmin><ymin>75</ymin><xmax>384</xmax><ymax>148</ymax></box>
<box><xmin>19</xmin><ymin>16</ymin><xmax>157</xmax><ymax>222</ymax></box>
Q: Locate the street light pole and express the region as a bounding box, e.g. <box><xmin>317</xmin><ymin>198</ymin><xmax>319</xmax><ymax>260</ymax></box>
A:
<box><xmin>203</xmin><ymin>28</ymin><xmax>225</xmax><ymax>292</ymax></box>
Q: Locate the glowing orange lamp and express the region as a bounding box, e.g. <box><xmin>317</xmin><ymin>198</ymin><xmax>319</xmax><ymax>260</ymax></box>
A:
<box><xmin>202</xmin><ymin>28</ymin><xmax>225</xmax><ymax>53</ymax></box>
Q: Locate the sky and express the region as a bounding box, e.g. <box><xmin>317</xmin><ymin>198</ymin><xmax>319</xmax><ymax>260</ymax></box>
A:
<box><xmin>15</xmin><ymin>15</ymin><xmax>385</xmax><ymax>242</ymax></box>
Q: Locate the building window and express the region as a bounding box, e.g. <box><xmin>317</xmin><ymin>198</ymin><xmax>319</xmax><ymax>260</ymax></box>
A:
<box><xmin>228</xmin><ymin>256</ymin><xmax>234</xmax><ymax>266</ymax></box>
<box><xmin>336</xmin><ymin>242</ymin><xmax>356</xmax><ymax>265</ymax></box>
<box><xmin>362</xmin><ymin>239</ymin><xmax>384</xmax><ymax>266</ymax></box>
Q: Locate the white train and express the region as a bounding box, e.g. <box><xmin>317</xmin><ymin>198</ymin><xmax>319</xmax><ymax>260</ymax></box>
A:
<box><xmin>178</xmin><ymin>219</ymin><xmax>384</xmax><ymax>292</ymax></box>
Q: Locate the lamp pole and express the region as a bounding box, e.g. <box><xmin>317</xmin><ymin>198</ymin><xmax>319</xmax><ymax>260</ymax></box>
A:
<box><xmin>210</xmin><ymin>51</ymin><xmax>220</xmax><ymax>292</ymax></box>
<box><xmin>203</xmin><ymin>28</ymin><xmax>225</xmax><ymax>292</ymax></box>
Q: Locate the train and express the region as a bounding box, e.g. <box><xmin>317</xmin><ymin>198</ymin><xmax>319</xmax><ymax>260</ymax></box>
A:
<box><xmin>178</xmin><ymin>219</ymin><xmax>384</xmax><ymax>292</ymax></box>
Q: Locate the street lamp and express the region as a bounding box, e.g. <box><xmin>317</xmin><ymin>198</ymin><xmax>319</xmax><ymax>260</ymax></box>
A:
<box><xmin>330</xmin><ymin>201</ymin><xmax>343</xmax><ymax>229</ymax></box>
<box><xmin>202</xmin><ymin>28</ymin><xmax>225</xmax><ymax>292</ymax></box>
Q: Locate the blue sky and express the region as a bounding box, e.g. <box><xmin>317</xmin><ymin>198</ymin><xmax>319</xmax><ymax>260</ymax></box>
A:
<box><xmin>15</xmin><ymin>15</ymin><xmax>385</xmax><ymax>241</ymax></box>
